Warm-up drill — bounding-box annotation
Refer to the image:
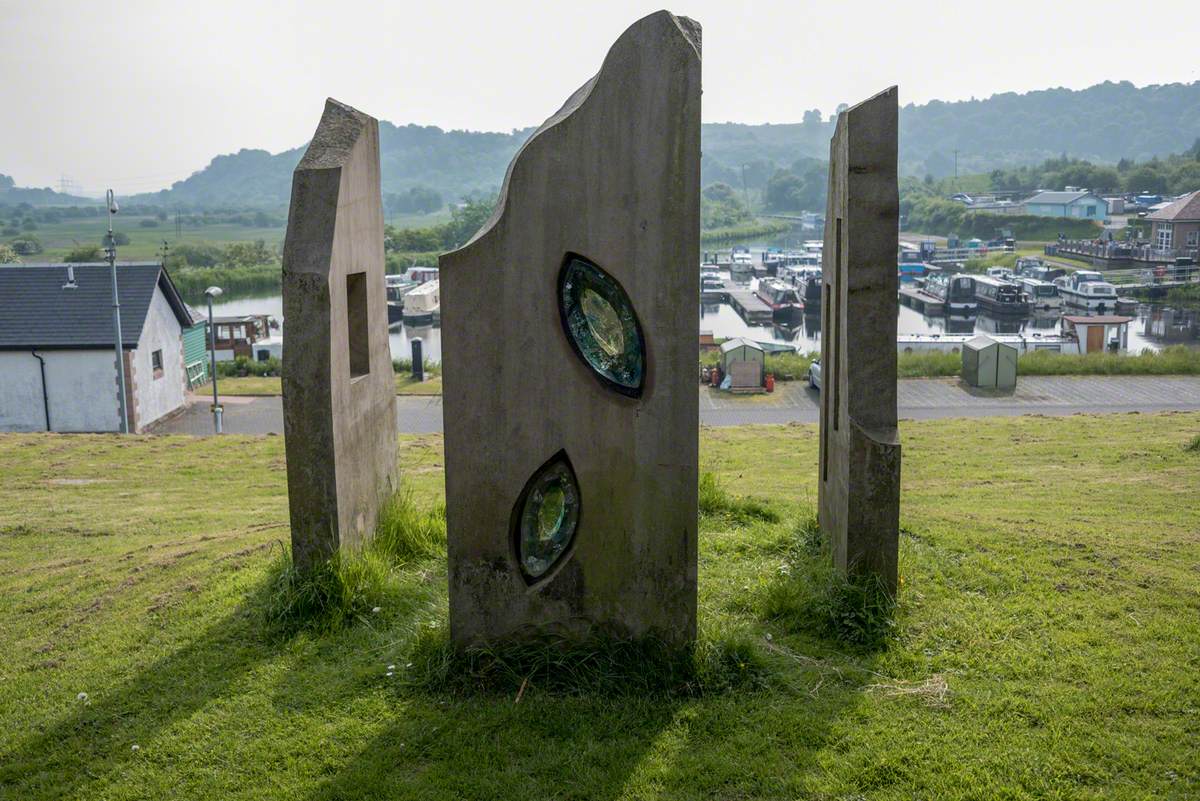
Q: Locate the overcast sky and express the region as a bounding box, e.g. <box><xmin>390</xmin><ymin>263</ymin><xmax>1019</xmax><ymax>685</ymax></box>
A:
<box><xmin>3</xmin><ymin>0</ymin><xmax>1198</xmax><ymax>196</ymax></box>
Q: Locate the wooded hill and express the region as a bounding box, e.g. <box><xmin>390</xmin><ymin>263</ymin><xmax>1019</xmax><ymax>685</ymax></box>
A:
<box><xmin>5</xmin><ymin>80</ymin><xmax>1199</xmax><ymax>210</ymax></box>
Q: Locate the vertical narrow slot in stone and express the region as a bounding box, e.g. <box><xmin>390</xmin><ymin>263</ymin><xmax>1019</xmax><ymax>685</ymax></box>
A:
<box><xmin>832</xmin><ymin>217</ymin><xmax>842</xmax><ymax>431</ymax></box>
<box><xmin>346</xmin><ymin>271</ymin><xmax>369</xmax><ymax>378</ymax></box>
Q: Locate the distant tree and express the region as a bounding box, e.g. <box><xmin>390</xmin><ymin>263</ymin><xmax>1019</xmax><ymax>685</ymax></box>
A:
<box><xmin>168</xmin><ymin>242</ymin><xmax>223</xmax><ymax>268</ymax></box>
<box><xmin>156</xmin><ymin>210</ymin><xmax>169</xmax><ymax>222</ymax></box>
<box><xmin>0</xmin><ymin>174</ymin><xmax>15</xmax><ymax>191</ymax></box>
<box><xmin>10</xmin><ymin>235</ymin><xmax>42</xmax><ymax>255</ymax></box>
<box><xmin>139</xmin><ymin>218</ymin><xmax>159</xmax><ymax>227</ymax></box>
<box><xmin>21</xmin><ymin>218</ymin><xmax>37</xmax><ymax>231</ymax></box>
<box><xmin>64</xmin><ymin>244</ymin><xmax>103</xmax><ymax>262</ymax></box>
<box><xmin>1</xmin><ymin>227</ymin><xmax>18</xmax><ymax>237</ymax></box>
<box><xmin>802</xmin><ymin>109</ymin><xmax>823</xmax><ymax>126</ymax></box>
<box><xmin>764</xmin><ymin>171</ymin><xmax>805</xmax><ymax>211</ymax></box>
<box><xmin>1124</xmin><ymin>165</ymin><xmax>1169</xmax><ymax>195</ymax></box>
<box><xmin>701</xmin><ymin>182</ymin><xmax>738</xmax><ymax>204</ymax></box>
<box><xmin>222</xmin><ymin>239</ymin><xmax>275</xmax><ymax>267</ymax></box>
<box><xmin>101</xmin><ymin>231</ymin><xmax>130</xmax><ymax>246</ymax></box>
<box><xmin>0</xmin><ymin>243</ymin><xmax>20</xmax><ymax>263</ymax></box>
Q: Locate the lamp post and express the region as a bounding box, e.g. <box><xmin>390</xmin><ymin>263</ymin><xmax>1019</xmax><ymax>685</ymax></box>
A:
<box><xmin>205</xmin><ymin>286</ymin><xmax>224</xmax><ymax>434</ymax></box>
<box><xmin>105</xmin><ymin>189</ymin><xmax>128</xmax><ymax>433</ymax></box>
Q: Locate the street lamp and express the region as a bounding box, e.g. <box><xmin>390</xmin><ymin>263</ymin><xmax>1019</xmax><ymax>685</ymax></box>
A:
<box><xmin>105</xmin><ymin>189</ymin><xmax>128</xmax><ymax>433</ymax></box>
<box><xmin>205</xmin><ymin>286</ymin><xmax>224</xmax><ymax>434</ymax></box>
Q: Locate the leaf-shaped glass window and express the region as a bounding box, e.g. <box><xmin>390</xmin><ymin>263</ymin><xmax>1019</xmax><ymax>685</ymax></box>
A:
<box><xmin>513</xmin><ymin>451</ymin><xmax>580</xmax><ymax>583</ymax></box>
<box><xmin>558</xmin><ymin>255</ymin><xmax>645</xmax><ymax>397</ymax></box>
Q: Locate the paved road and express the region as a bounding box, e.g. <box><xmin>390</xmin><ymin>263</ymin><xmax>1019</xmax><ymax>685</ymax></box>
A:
<box><xmin>154</xmin><ymin>376</ymin><xmax>1200</xmax><ymax>436</ymax></box>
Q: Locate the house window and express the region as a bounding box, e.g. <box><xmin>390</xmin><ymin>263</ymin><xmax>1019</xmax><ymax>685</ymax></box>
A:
<box><xmin>1086</xmin><ymin>205</ymin><xmax>1095</xmax><ymax>217</ymax></box>
<box><xmin>1187</xmin><ymin>230</ymin><xmax>1199</xmax><ymax>248</ymax></box>
<box><xmin>1156</xmin><ymin>223</ymin><xmax>1173</xmax><ymax>251</ymax></box>
<box><xmin>151</xmin><ymin>349</ymin><xmax>164</xmax><ymax>379</ymax></box>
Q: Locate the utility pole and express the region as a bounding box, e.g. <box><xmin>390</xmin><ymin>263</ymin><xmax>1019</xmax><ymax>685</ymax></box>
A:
<box><xmin>105</xmin><ymin>189</ymin><xmax>129</xmax><ymax>433</ymax></box>
<box><xmin>205</xmin><ymin>286</ymin><xmax>224</xmax><ymax>434</ymax></box>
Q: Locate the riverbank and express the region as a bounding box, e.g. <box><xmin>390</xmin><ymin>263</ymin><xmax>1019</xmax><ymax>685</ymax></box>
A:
<box><xmin>2</xmin><ymin>413</ymin><xmax>1197</xmax><ymax>798</ymax></box>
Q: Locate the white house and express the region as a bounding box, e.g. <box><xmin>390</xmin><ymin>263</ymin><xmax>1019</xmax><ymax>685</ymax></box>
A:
<box><xmin>0</xmin><ymin>262</ymin><xmax>196</xmax><ymax>432</ymax></box>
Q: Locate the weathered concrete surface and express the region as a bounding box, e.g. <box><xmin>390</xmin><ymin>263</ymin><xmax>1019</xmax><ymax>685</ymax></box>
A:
<box><xmin>818</xmin><ymin>88</ymin><xmax>902</xmax><ymax>594</ymax></box>
<box><xmin>281</xmin><ymin>99</ymin><xmax>398</xmax><ymax>571</ymax></box>
<box><xmin>440</xmin><ymin>11</ymin><xmax>701</xmax><ymax>647</ymax></box>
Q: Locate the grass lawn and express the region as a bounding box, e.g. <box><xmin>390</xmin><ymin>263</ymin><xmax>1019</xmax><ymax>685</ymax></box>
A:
<box><xmin>217</xmin><ymin>375</ymin><xmax>442</xmax><ymax>396</ymax></box>
<box><xmin>1</xmin><ymin>414</ymin><xmax>1198</xmax><ymax>799</ymax></box>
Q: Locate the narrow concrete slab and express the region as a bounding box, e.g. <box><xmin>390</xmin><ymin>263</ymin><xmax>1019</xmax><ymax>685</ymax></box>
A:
<box><xmin>818</xmin><ymin>88</ymin><xmax>902</xmax><ymax>594</ymax></box>
<box><xmin>281</xmin><ymin>99</ymin><xmax>399</xmax><ymax>571</ymax></box>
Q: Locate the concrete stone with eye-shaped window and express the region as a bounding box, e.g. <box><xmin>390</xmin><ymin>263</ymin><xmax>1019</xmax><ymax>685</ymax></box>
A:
<box><xmin>439</xmin><ymin>11</ymin><xmax>701</xmax><ymax>648</ymax></box>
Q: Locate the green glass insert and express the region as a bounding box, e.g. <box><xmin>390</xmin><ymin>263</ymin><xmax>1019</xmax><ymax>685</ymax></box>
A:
<box><xmin>559</xmin><ymin>255</ymin><xmax>645</xmax><ymax>396</ymax></box>
<box><xmin>515</xmin><ymin>455</ymin><xmax>580</xmax><ymax>582</ymax></box>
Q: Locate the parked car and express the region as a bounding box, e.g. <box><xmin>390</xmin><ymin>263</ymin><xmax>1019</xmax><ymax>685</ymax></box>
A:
<box><xmin>807</xmin><ymin>358</ymin><xmax>821</xmax><ymax>391</ymax></box>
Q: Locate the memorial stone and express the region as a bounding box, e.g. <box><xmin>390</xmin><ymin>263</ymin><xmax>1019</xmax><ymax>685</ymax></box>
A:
<box><xmin>281</xmin><ymin>99</ymin><xmax>399</xmax><ymax>572</ymax></box>
<box><xmin>818</xmin><ymin>87</ymin><xmax>902</xmax><ymax>594</ymax></box>
<box><xmin>439</xmin><ymin>11</ymin><xmax>702</xmax><ymax>647</ymax></box>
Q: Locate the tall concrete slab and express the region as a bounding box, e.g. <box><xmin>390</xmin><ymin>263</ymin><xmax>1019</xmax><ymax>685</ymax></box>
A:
<box><xmin>440</xmin><ymin>11</ymin><xmax>701</xmax><ymax>647</ymax></box>
<box><xmin>281</xmin><ymin>99</ymin><xmax>398</xmax><ymax>572</ymax></box>
<box><xmin>818</xmin><ymin>87</ymin><xmax>902</xmax><ymax>594</ymax></box>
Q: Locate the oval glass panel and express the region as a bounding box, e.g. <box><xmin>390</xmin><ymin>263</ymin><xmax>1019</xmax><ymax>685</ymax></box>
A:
<box><xmin>514</xmin><ymin>452</ymin><xmax>580</xmax><ymax>583</ymax></box>
<box><xmin>559</xmin><ymin>255</ymin><xmax>645</xmax><ymax>396</ymax></box>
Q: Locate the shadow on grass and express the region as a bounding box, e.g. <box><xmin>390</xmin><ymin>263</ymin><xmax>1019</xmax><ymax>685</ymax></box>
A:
<box><xmin>0</xmin><ymin>579</ymin><xmax>284</xmax><ymax>798</ymax></box>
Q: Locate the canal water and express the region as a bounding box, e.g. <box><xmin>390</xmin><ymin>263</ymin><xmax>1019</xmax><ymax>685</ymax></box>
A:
<box><xmin>209</xmin><ymin>223</ymin><xmax>1197</xmax><ymax>363</ymax></box>
<box><xmin>210</xmin><ymin>279</ymin><xmax>1194</xmax><ymax>365</ymax></box>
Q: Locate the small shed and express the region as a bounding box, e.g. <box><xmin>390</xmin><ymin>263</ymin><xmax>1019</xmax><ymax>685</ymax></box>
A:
<box><xmin>962</xmin><ymin>334</ymin><xmax>1017</xmax><ymax>389</ymax></box>
<box><xmin>719</xmin><ymin>337</ymin><xmax>764</xmax><ymax>392</ymax></box>
<box><xmin>1062</xmin><ymin>315</ymin><xmax>1132</xmax><ymax>354</ymax></box>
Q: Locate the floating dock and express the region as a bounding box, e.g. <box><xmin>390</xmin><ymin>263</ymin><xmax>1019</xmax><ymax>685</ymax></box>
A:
<box><xmin>727</xmin><ymin>290</ymin><xmax>774</xmax><ymax>323</ymax></box>
<box><xmin>898</xmin><ymin>286</ymin><xmax>945</xmax><ymax>314</ymax></box>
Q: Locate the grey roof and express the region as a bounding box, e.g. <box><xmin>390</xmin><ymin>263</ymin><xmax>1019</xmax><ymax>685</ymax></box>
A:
<box><xmin>0</xmin><ymin>262</ymin><xmax>193</xmax><ymax>350</ymax></box>
<box><xmin>1025</xmin><ymin>190</ymin><xmax>1101</xmax><ymax>206</ymax></box>
<box><xmin>720</xmin><ymin>336</ymin><xmax>764</xmax><ymax>353</ymax></box>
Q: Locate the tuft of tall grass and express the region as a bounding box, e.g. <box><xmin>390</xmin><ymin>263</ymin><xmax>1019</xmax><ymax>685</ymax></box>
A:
<box><xmin>401</xmin><ymin>625</ymin><xmax>767</xmax><ymax>697</ymax></box>
<box><xmin>1018</xmin><ymin>345</ymin><xmax>1200</xmax><ymax>376</ymax></box>
<box><xmin>699</xmin><ymin>472</ymin><xmax>779</xmax><ymax>526</ymax></box>
<box><xmin>374</xmin><ymin>490</ymin><xmax>447</xmax><ymax>562</ymax></box>
<box><xmin>261</xmin><ymin>547</ymin><xmax>393</xmax><ymax>634</ymax></box>
<box><xmin>1184</xmin><ymin>433</ymin><xmax>1200</xmax><ymax>453</ymax></box>
<box><xmin>758</xmin><ymin>512</ymin><xmax>898</xmax><ymax>650</ymax></box>
<box><xmin>262</xmin><ymin>487</ymin><xmax>446</xmax><ymax>632</ymax></box>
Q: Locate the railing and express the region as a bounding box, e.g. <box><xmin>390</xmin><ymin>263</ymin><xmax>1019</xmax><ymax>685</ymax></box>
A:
<box><xmin>1049</xmin><ymin>240</ymin><xmax>1200</xmax><ymax>264</ymax></box>
<box><xmin>1100</xmin><ymin>265</ymin><xmax>1200</xmax><ymax>287</ymax></box>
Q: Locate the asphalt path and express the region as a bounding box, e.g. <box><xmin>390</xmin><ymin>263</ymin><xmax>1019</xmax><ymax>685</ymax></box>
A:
<box><xmin>154</xmin><ymin>375</ymin><xmax>1200</xmax><ymax>436</ymax></box>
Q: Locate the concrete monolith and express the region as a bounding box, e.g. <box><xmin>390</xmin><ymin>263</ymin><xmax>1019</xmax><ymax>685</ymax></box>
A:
<box><xmin>440</xmin><ymin>11</ymin><xmax>701</xmax><ymax>647</ymax></box>
<box><xmin>281</xmin><ymin>98</ymin><xmax>398</xmax><ymax>572</ymax></box>
<box><xmin>818</xmin><ymin>87</ymin><xmax>902</xmax><ymax>594</ymax></box>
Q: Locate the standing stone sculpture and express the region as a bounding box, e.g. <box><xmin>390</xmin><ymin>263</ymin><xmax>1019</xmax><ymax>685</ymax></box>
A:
<box><xmin>281</xmin><ymin>99</ymin><xmax>398</xmax><ymax>572</ymax></box>
<box><xmin>440</xmin><ymin>11</ymin><xmax>701</xmax><ymax>648</ymax></box>
<box><xmin>818</xmin><ymin>87</ymin><xmax>902</xmax><ymax>594</ymax></box>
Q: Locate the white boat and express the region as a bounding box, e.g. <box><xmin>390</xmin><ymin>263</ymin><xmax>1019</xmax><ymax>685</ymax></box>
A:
<box><xmin>1016</xmin><ymin>277</ymin><xmax>1061</xmax><ymax>310</ymax></box>
<box><xmin>923</xmin><ymin>273</ymin><xmax>977</xmax><ymax>312</ymax></box>
<box><xmin>729</xmin><ymin>248</ymin><xmax>754</xmax><ymax>274</ymax></box>
<box><xmin>1054</xmin><ymin>270</ymin><xmax>1120</xmax><ymax>312</ymax></box>
<box><xmin>402</xmin><ymin>280</ymin><xmax>440</xmax><ymax>323</ymax></box>
<box><xmin>896</xmin><ymin>332</ymin><xmax>1077</xmax><ymax>354</ymax></box>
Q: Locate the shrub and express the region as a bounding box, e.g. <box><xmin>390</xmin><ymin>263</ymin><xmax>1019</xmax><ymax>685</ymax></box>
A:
<box><xmin>373</xmin><ymin>491</ymin><xmax>446</xmax><ymax>562</ymax></box>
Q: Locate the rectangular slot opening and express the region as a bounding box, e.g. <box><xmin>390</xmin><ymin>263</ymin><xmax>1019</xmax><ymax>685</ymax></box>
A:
<box><xmin>821</xmin><ymin>279</ymin><xmax>831</xmax><ymax>483</ymax></box>
<box><xmin>832</xmin><ymin>217</ymin><xmax>842</xmax><ymax>432</ymax></box>
<box><xmin>346</xmin><ymin>272</ymin><xmax>369</xmax><ymax>379</ymax></box>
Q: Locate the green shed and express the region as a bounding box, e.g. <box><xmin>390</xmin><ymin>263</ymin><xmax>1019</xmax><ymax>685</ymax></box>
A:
<box><xmin>962</xmin><ymin>334</ymin><xmax>1017</xmax><ymax>389</ymax></box>
<box><xmin>719</xmin><ymin>337</ymin><xmax>765</xmax><ymax>392</ymax></box>
<box><xmin>182</xmin><ymin>321</ymin><xmax>210</xmax><ymax>388</ymax></box>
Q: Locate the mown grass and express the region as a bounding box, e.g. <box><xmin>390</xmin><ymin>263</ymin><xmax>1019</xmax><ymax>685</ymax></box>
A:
<box><xmin>217</xmin><ymin>374</ymin><xmax>443</xmax><ymax>396</ymax></box>
<box><xmin>1</xmin><ymin>416</ymin><xmax>1198</xmax><ymax>799</ymax></box>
